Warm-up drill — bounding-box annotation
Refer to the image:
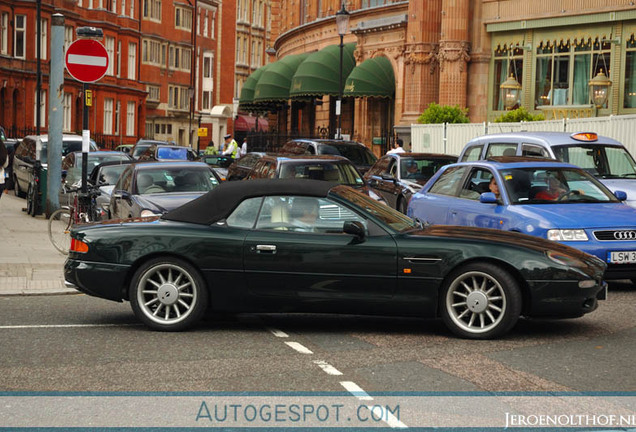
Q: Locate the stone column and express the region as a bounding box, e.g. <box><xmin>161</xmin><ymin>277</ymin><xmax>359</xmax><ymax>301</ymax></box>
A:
<box><xmin>401</xmin><ymin>0</ymin><xmax>442</xmax><ymax>123</ymax></box>
<box><xmin>438</xmin><ymin>0</ymin><xmax>470</xmax><ymax>108</ymax></box>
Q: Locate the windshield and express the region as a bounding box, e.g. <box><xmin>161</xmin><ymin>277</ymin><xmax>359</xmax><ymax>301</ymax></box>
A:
<box><xmin>552</xmin><ymin>144</ymin><xmax>636</xmax><ymax>179</ymax></box>
<box><xmin>330</xmin><ymin>185</ymin><xmax>419</xmax><ymax>232</ymax></box>
<box><xmin>318</xmin><ymin>144</ymin><xmax>377</xmax><ymax>165</ymax></box>
<box><xmin>136</xmin><ymin>167</ymin><xmax>219</xmax><ymax>195</ymax></box>
<box><xmin>500</xmin><ymin>167</ymin><xmax>619</xmax><ymax>204</ymax></box>
<box><xmin>279</xmin><ymin>162</ymin><xmax>365</xmax><ymax>186</ymax></box>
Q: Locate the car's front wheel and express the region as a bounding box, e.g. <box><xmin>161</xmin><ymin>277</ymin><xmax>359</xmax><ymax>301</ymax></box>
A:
<box><xmin>440</xmin><ymin>262</ymin><xmax>521</xmax><ymax>339</ymax></box>
<box><xmin>129</xmin><ymin>257</ymin><xmax>208</xmax><ymax>331</ymax></box>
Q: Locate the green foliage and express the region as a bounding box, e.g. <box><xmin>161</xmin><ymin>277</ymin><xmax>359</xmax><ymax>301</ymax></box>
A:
<box><xmin>416</xmin><ymin>103</ymin><xmax>470</xmax><ymax>124</ymax></box>
<box><xmin>493</xmin><ymin>107</ymin><xmax>545</xmax><ymax>123</ymax></box>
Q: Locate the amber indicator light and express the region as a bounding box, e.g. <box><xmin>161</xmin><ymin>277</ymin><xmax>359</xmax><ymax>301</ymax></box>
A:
<box><xmin>570</xmin><ymin>132</ymin><xmax>598</xmax><ymax>142</ymax></box>
<box><xmin>70</xmin><ymin>238</ymin><xmax>89</xmax><ymax>253</ymax></box>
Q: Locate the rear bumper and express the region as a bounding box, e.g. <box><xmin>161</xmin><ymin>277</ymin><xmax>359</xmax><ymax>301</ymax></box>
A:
<box><xmin>64</xmin><ymin>258</ymin><xmax>128</xmax><ymax>302</ymax></box>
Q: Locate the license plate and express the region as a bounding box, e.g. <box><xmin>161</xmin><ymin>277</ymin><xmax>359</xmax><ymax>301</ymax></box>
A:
<box><xmin>608</xmin><ymin>251</ymin><xmax>636</xmax><ymax>264</ymax></box>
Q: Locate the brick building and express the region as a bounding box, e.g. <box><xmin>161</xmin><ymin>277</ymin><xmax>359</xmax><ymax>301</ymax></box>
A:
<box><xmin>239</xmin><ymin>0</ymin><xmax>636</xmax><ymax>154</ymax></box>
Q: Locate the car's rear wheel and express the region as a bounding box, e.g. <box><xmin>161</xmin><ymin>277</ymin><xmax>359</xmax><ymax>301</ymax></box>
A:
<box><xmin>440</xmin><ymin>262</ymin><xmax>521</xmax><ymax>339</ymax></box>
<box><xmin>129</xmin><ymin>257</ymin><xmax>208</xmax><ymax>331</ymax></box>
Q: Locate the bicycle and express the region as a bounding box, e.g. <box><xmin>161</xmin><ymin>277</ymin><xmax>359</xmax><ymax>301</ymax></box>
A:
<box><xmin>48</xmin><ymin>184</ymin><xmax>102</xmax><ymax>255</ymax></box>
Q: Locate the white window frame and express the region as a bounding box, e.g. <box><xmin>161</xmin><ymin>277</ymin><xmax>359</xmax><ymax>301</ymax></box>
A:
<box><xmin>105</xmin><ymin>37</ymin><xmax>115</xmax><ymax>75</ymax></box>
<box><xmin>34</xmin><ymin>89</ymin><xmax>47</xmax><ymax>127</ymax></box>
<box><xmin>103</xmin><ymin>98</ymin><xmax>114</xmax><ymax>134</ymax></box>
<box><xmin>64</xmin><ymin>25</ymin><xmax>73</xmax><ymax>53</ymax></box>
<box><xmin>1</xmin><ymin>13</ymin><xmax>9</xmax><ymax>55</ymax></box>
<box><xmin>116</xmin><ymin>40</ymin><xmax>121</xmax><ymax>77</ymax></box>
<box><xmin>63</xmin><ymin>93</ymin><xmax>72</xmax><ymax>132</ymax></box>
<box><xmin>126</xmin><ymin>101</ymin><xmax>135</xmax><ymax>136</ymax></box>
<box><xmin>14</xmin><ymin>15</ymin><xmax>26</xmax><ymax>59</ymax></box>
<box><xmin>175</xmin><ymin>7</ymin><xmax>192</xmax><ymax>31</ymax></box>
<box><xmin>128</xmin><ymin>42</ymin><xmax>136</xmax><ymax>79</ymax></box>
<box><xmin>114</xmin><ymin>100</ymin><xmax>120</xmax><ymax>135</ymax></box>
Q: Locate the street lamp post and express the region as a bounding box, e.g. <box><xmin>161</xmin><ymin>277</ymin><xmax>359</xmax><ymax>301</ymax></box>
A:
<box><xmin>335</xmin><ymin>3</ymin><xmax>349</xmax><ymax>140</ymax></box>
<box><xmin>188</xmin><ymin>87</ymin><xmax>195</xmax><ymax>149</ymax></box>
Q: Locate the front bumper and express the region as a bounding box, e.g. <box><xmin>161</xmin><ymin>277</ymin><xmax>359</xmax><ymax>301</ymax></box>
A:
<box><xmin>526</xmin><ymin>279</ymin><xmax>606</xmax><ymax>318</ymax></box>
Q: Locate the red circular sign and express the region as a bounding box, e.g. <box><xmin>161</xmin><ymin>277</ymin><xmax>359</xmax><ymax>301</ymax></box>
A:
<box><xmin>65</xmin><ymin>39</ymin><xmax>109</xmax><ymax>83</ymax></box>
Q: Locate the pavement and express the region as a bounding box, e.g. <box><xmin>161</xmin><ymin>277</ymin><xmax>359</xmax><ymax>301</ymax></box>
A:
<box><xmin>0</xmin><ymin>190</ymin><xmax>76</xmax><ymax>296</ymax></box>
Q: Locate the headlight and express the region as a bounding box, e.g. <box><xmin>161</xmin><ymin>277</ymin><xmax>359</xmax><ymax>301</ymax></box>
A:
<box><xmin>546</xmin><ymin>250</ymin><xmax>586</xmax><ymax>268</ymax></box>
<box><xmin>140</xmin><ymin>209</ymin><xmax>161</xmax><ymax>217</ymax></box>
<box><xmin>547</xmin><ymin>229</ymin><xmax>588</xmax><ymax>241</ymax></box>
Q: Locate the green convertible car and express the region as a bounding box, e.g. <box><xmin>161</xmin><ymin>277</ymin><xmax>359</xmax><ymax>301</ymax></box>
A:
<box><xmin>64</xmin><ymin>179</ymin><xmax>607</xmax><ymax>339</ymax></box>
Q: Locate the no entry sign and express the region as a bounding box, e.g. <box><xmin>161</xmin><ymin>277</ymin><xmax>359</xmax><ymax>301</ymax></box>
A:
<box><xmin>65</xmin><ymin>39</ymin><xmax>109</xmax><ymax>83</ymax></box>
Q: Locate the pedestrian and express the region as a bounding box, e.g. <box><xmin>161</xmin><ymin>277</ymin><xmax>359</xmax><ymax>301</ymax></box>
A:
<box><xmin>0</xmin><ymin>130</ymin><xmax>8</xmax><ymax>200</ymax></box>
<box><xmin>386</xmin><ymin>138</ymin><xmax>405</xmax><ymax>154</ymax></box>
<box><xmin>221</xmin><ymin>134</ymin><xmax>239</xmax><ymax>158</ymax></box>
<box><xmin>204</xmin><ymin>141</ymin><xmax>217</xmax><ymax>155</ymax></box>
<box><xmin>240</xmin><ymin>137</ymin><xmax>248</xmax><ymax>158</ymax></box>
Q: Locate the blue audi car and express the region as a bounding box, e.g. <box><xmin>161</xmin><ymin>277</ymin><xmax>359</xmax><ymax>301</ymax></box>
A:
<box><xmin>407</xmin><ymin>157</ymin><xmax>636</xmax><ymax>283</ymax></box>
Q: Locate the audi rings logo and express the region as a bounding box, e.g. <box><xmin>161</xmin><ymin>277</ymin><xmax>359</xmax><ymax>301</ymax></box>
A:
<box><xmin>614</xmin><ymin>230</ymin><xmax>636</xmax><ymax>240</ymax></box>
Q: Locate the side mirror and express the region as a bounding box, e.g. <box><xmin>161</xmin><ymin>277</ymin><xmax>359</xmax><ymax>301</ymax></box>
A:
<box><xmin>479</xmin><ymin>192</ymin><xmax>499</xmax><ymax>204</ymax></box>
<box><xmin>614</xmin><ymin>190</ymin><xmax>627</xmax><ymax>201</ymax></box>
<box><xmin>343</xmin><ymin>221</ymin><xmax>366</xmax><ymax>241</ymax></box>
<box><xmin>380</xmin><ymin>173</ymin><xmax>395</xmax><ymax>182</ymax></box>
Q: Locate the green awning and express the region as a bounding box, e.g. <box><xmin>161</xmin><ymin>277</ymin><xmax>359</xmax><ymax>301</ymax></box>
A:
<box><xmin>239</xmin><ymin>64</ymin><xmax>270</xmax><ymax>109</ymax></box>
<box><xmin>344</xmin><ymin>56</ymin><xmax>395</xmax><ymax>98</ymax></box>
<box><xmin>253</xmin><ymin>53</ymin><xmax>311</xmax><ymax>103</ymax></box>
<box><xmin>289</xmin><ymin>43</ymin><xmax>356</xmax><ymax>98</ymax></box>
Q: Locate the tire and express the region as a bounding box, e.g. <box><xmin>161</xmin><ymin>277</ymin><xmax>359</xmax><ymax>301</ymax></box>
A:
<box><xmin>48</xmin><ymin>208</ymin><xmax>72</xmax><ymax>255</ymax></box>
<box><xmin>14</xmin><ymin>175</ymin><xmax>26</xmax><ymax>198</ymax></box>
<box><xmin>440</xmin><ymin>262</ymin><xmax>522</xmax><ymax>339</ymax></box>
<box><xmin>26</xmin><ymin>182</ymin><xmax>37</xmax><ymax>216</ymax></box>
<box><xmin>129</xmin><ymin>257</ymin><xmax>208</xmax><ymax>331</ymax></box>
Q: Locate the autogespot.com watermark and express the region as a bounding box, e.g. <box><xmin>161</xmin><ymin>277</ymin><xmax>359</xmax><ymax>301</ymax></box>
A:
<box><xmin>195</xmin><ymin>401</ymin><xmax>400</xmax><ymax>424</ymax></box>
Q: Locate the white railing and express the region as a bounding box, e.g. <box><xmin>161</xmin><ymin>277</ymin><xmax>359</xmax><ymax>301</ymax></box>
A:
<box><xmin>411</xmin><ymin>114</ymin><xmax>636</xmax><ymax>156</ymax></box>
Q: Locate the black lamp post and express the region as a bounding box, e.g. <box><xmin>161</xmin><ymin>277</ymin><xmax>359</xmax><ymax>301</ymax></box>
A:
<box><xmin>335</xmin><ymin>3</ymin><xmax>349</xmax><ymax>140</ymax></box>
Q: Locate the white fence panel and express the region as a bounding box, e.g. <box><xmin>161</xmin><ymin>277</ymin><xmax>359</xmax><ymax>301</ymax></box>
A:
<box><xmin>411</xmin><ymin>124</ymin><xmax>445</xmax><ymax>153</ymax></box>
<box><xmin>409</xmin><ymin>114</ymin><xmax>636</xmax><ymax>156</ymax></box>
<box><xmin>445</xmin><ymin>123</ymin><xmax>486</xmax><ymax>155</ymax></box>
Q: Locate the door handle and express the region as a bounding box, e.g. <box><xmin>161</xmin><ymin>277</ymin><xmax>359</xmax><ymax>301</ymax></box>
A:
<box><xmin>255</xmin><ymin>244</ymin><xmax>277</xmax><ymax>254</ymax></box>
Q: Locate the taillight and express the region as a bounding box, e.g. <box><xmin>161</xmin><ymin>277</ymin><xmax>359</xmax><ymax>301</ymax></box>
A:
<box><xmin>70</xmin><ymin>238</ymin><xmax>89</xmax><ymax>253</ymax></box>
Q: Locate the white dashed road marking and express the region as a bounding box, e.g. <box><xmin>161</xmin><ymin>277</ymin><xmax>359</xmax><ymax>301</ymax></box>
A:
<box><xmin>313</xmin><ymin>360</ymin><xmax>343</xmax><ymax>376</ymax></box>
<box><xmin>339</xmin><ymin>381</ymin><xmax>373</xmax><ymax>401</ymax></box>
<box><xmin>268</xmin><ymin>328</ymin><xmax>289</xmax><ymax>338</ymax></box>
<box><xmin>284</xmin><ymin>341</ymin><xmax>313</xmax><ymax>354</ymax></box>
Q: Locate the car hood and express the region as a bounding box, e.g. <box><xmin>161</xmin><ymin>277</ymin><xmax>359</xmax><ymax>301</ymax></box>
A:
<box><xmin>597</xmin><ymin>178</ymin><xmax>636</xmax><ymax>206</ymax></box>
<box><xmin>135</xmin><ymin>193</ymin><xmax>206</xmax><ymax>214</ymax></box>
<box><xmin>516</xmin><ymin>202</ymin><xmax>636</xmax><ymax>228</ymax></box>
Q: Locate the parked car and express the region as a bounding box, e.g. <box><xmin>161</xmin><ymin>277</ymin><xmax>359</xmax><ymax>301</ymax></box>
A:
<box><xmin>364</xmin><ymin>152</ymin><xmax>458</xmax><ymax>213</ymax></box>
<box><xmin>12</xmin><ymin>134</ymin><xmax>98</xmax><ymax>198</ymax></box>
<box><xmin>279</xmin><ymin>139</ymin><xmax>378</xmax><ymax>174</ymax></box>
<box><xmin>245</xmin><ymin>154</ymin><xmax>386</xmax><ymax>202</ymax></box>
<box><xmin>130</xmin><ymin>139</ymin><xmax>172</xmax><ymax>160</ymax></box>
<box><xmin>137</xmin><ymin>143</ymin><xmax>199</xmax><ymax>162</ymax></box>
<box><xmin>200</xmin><ymin>154</ymin><xmax>234</xmax><ymax>181</ymax></box>
<box><xmin>458</xmin><ymin>131</ymin><xmax>636</xmax><ymax>208</ymax></box>
<box><xmin>407</xmin><ymin>157</ymin><xmax>636</xmax><ymax>283</ymax></box>
<box><xmin>59</xmin><ymin>150</ymin><xmax>133</xmax><ymax>209</ymax></box>
<box><xmin>226</xmin><ymin>152</ymin><xmax>266</xmax><ymax>181</ymax></box>
<box><xmin>115</xmin><ymin>144</ymin><xmax>134</xmax><ymax>154</ymax></box>
<box><xmin>109</xmin><ymin>161</ymin><xmax>221</xmax><ymax>219</ymax></box>
<box><xmin>64</xmin><ymin>179</ymin><xmax>607</xmax><ymax>338</ymax></box>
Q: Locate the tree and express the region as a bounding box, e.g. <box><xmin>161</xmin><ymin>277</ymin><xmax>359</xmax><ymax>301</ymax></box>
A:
<box><xmin>493</xmin><ymin>107</ymin><xmax>545</xmax><ymax>123</ymax></box>
<box><xmin>417</xmin><ymin>103</ymin><xmax>470</xmax><ymax>124</ymax></box>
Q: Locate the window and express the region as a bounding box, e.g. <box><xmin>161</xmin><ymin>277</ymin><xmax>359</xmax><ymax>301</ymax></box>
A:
<box><xmin>147</xmin><ymin>85</ymin><xmax>160</xmax><ymax>102</ymax></box>
<box><xmin>39</xmin><ymin>19</ymin><xmax>48</xmax><ymax>60</ymax></box>
<box><xmin>143</xmin><ymin>0</ymin><xmax>161</xmax><ymax>20</ymax></box>
<box><xmin>105</xmin><ymin>37</ymin><xmax>115</xmax><ymax>75</ymax></box>
<box><xmin>63</xmin><ymin>94</ymin><xmax>72</xmax><ymax>132</ymax></box>
<box><xmin>251</xmin><ymin>41</ymin><xmax>256</xmax><ymax>66</ymax></box>
<box><xmin>104</xmin><ymin>98</ymin><xmax>114</xmax><ymax>134</ymax></box>
<box><xmin>126</xmin><ymin>101</ymin><xmax>135</xmax><ymax>136</ymax></box>
<box><xmin>493</xmin><ymin>44</ymin><xmax>524</xmax><ymax>110</ymax></box>
<box><xmin>202</xmin><ymin>91</ymin><xmax>212</xmax><ymax>110</ymax></box>
<box><xmin>203</xmin><ymin>12</ymin><xmax>208</xmax><ymax>37</ymax></box>
<box><xmin>128</xmin><ymin>42</ymin><xmax>136</xmax><ymax>79</ymax></box>
<box><xmin>129</xmin><ymin>0</ymin><xmax>134</xmax><ymax>17</ymax></box>
<box><xmin>535</xmin><ymin>37</ymin><xmax>611</xmax><ymax>108</ymax></box>
<box><xmin>168</xmin><ymin>46</ymin><xmax>191</xmax><ymax>71</ymax></box>
<box><xmin>111</xmin><ymin>0</ymin><xmax>117</xmax><ymax>13</ymax></box>
<box><xmin>64</xmin><ymin>25</ymin><xmax>73</xmax><ymax>53</ymax></box>
<box><xmin>14</xmin><ymin>15</ymin><xmax>26</xmax><ymax>59</ymax></box>
<box><xmin>175</xmin><ymin>7</ymin><xmax>192</xmax><ymax>30</ymax></box>
<box><xmin>625</xmin><ymin>34</ymin><xmax>636</xmax><ymax>108</ymax></box>
<box><xmin>252</xmin><ymin>0</ymin><xmax>257</xmax><ymax>23</ymax></box>
<box><xmin>114</xmin><ymin>101</ymin><xmax>120</xmax><ymax>135</ymax></box>
<box><xmin>0</xmin><ymin>13</ymin><xmax>8</xmax><ymax>55</ymax></box>
<box><xmin>116</xmin><ymin>41</ymin><xmax>121</xmax><ymax>77</ymax></box>
<box><xmin>34</xmin><ymin>90</ymin><xmax>46</xmax><ymax>127</ymax></box>
<box><xmin>168</xmin><ymin>86</ymin><xmax>190</xmax><ymax>110</ymax></box>
<box><xmin>428</xmin><ymin>166</ymin><xmax>467</xmax><ymax>196</ymax></box>
<box><xmin>142</xmin><ymin>39</ymin><xmax>164</xmax><ymax>66</ymax></box>
<box><xmin>203</xmin><ymin>55</ymin><xmax>212</xmax><ymax>78</ymax></box>
<box><xmin>121</xmin><ymin>0</ymin><xmax>126</xmax><ymax>16</ymax></box>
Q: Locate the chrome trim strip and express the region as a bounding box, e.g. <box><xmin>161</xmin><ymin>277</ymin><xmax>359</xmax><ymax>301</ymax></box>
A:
<box><xmin>404</xmin><ymin>257</ymin><xmax>442</xmax><ymax>263</ymax></box>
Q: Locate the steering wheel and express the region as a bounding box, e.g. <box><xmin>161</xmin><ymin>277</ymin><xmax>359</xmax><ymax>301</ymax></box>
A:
<box><xmin>557</xmin><ymin>190</ymin><xmax>580</xmax><ymax>201</ymax></box>
<box><xmin>144</xmin><ymin>185</ymin><xmax>166</xmax><ymax>194</ymax></box>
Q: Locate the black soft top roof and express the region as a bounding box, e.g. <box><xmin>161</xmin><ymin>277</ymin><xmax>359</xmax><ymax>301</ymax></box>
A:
<box><xmin>163</xmin><ymin>179</ymin><xmax>335</xmax><ymax>225</ymax></box>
